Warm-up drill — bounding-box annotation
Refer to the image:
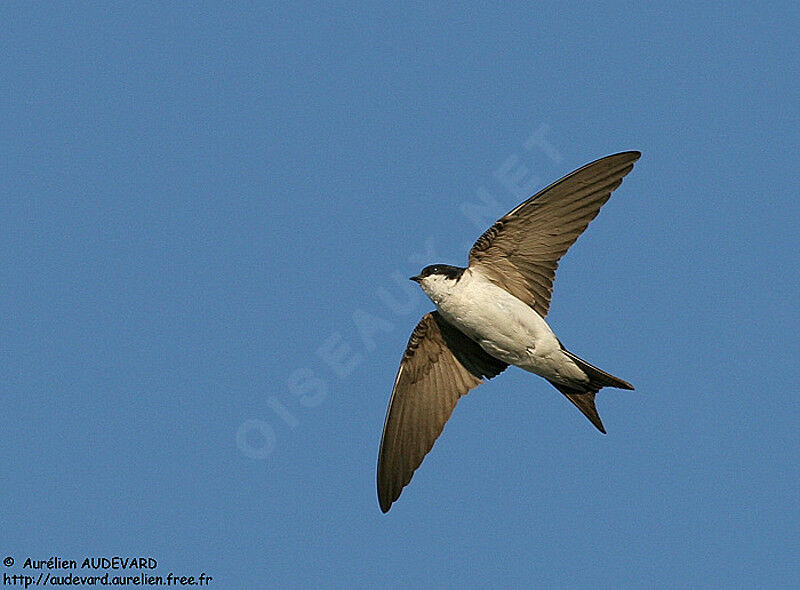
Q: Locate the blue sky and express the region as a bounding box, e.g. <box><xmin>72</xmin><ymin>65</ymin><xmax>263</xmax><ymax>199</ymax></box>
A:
<box><xmin>2</xmin><ymin>3</ymin><xmax>798</xmax><ymax>588</ymax></box>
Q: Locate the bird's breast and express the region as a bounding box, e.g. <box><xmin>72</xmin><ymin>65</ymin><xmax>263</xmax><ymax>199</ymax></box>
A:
<box><xmin>435</xmin><ymin>272</ymin><xmax>560</xmax><ymax>366</ymax></box>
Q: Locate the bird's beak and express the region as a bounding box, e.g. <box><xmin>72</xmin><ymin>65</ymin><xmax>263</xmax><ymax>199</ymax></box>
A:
<box><xmin>410</xmin><ymin>275</ymin><xmax>422</xmax><ymax>283</ymax></box>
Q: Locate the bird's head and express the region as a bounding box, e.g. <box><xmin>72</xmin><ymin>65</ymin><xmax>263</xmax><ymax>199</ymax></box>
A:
<box><xmin>410</xmin><ymin>264</ymin><xmax>465</xmax><ymax>303</ymax></box>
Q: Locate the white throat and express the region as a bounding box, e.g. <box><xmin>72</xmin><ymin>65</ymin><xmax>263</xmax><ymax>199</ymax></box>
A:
<box><xmin>419</xmin><ymin>274</ymin><xmax>460</xmax><ymax>306</ymax></box>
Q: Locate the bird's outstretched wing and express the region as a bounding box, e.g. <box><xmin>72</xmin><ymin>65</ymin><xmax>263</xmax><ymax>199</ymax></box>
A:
<box><xmin>469</xmin><ymin>151</ymin><xmax>641</xmax><ymax>317</ymax></box>
<box><xmin>377</xmin><ymin>312</ymin><xmax>507</xmax><ymax>512</ymax></box>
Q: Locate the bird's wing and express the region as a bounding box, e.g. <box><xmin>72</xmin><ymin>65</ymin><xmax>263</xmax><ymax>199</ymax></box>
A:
<box><xmin>377</xmin><ymin>311</ymin><xmax>507</xmax><ymax>512</ymax></box>
<box><xmin>469</xmin><ymin>151</ymin><xmax>640</xmax><ymax>317</ymax></box>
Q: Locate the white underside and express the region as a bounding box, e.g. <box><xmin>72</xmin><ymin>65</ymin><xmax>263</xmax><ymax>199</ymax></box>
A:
<box><xmin>422</xmin><ymin>267</ymin><xmax>589</xmax><ymax>387</ymax></box>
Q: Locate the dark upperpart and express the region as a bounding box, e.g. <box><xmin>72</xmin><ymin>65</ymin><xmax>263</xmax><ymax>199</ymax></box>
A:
<box><xmin>410</xmin><ymin>264</ymin><xmax>466</xmax><ymax>282</ymax></box>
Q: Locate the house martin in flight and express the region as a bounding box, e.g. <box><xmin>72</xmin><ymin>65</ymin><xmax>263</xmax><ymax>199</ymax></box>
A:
<box><xmin>378</xmin><ymin>151</ymin><xmax>640</xmax><ymax>512</ymax></box>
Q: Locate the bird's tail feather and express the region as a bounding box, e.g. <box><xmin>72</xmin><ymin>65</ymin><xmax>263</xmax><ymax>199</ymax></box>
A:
<box><xmin>563</xmin><ymin>350</ymin><xmax>634</xmax><ymax>391</ymax></box>
<box><xmin>547</xmin><ymin>350</ymin><xmax>634</xmax><ymax>434</ymax></box>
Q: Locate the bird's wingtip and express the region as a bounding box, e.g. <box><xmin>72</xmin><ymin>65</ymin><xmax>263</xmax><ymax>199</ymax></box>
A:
<box><xmin>612</xmin><ymin>150</ymin><xmax>641</xmax><ymax>163</ymax></box>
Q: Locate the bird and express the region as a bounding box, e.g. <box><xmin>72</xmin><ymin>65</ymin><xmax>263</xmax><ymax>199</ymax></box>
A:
<box><xmin>377</xmin><ymin>151</ymin><xmax>641</xmax><ymax>512</ymax></box>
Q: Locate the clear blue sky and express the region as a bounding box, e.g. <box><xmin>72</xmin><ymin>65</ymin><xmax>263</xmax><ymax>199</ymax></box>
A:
<box><xmin>2</xmin><ymin>3</ymin><xmax>798</xmax><ymax>588</ymax></box>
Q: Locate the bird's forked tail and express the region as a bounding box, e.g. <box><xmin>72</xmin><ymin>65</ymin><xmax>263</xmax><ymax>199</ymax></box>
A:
<box><xmin>547</xmin><ymin>350</ymin><xmax>633</xmax><ymax>434</ymax></box>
